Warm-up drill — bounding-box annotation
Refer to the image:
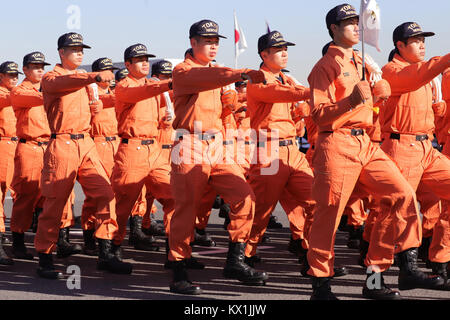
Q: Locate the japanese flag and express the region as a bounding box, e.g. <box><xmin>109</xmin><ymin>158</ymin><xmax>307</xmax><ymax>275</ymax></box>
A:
<box><xmin>234</xmin><ymin>11</ymin><xmax>248</xmax><ymax>58</ymax></box>
<box><xmin>359</xmin><ymin>0</ymin><xmax>381</xmax><ymax>52</ymax></box>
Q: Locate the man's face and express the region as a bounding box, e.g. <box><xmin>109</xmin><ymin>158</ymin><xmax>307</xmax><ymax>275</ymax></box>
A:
<box><xmin>60</xmin><ymin>46</ymin><xmax>84</xmax><ymax>69</ymax></box>
<box><xmin>125</xmin><ymin>56</ymin><xmax>150</xmax><ymax>78</ymax></box>
<box><xmin>398</xmin><ymin>36</ymin><xmax>426</xmax><ymax>63</ymax></box>
<box><xmin>23</xmin><ymin>63</ymin><xmax>45</xmax><ymax>83</ymax></box>
<box><xmin>191</xmin><ymin>36</ymin><xmax>219</xmax><ymax>63</ymax></box>
<box><xmin>262</xmin><ymin>46</ymin><xmax>288</xmax><ymax>71</ymax></box>
<box><xmin>333</xmin><ymin>17</ymin><xmax>360</xmax><ymax>46</ymax></box>
<box><xmin>0</xmin><ymin>73</ymin><xmax>18</xmax><ymax>89</ymax></box>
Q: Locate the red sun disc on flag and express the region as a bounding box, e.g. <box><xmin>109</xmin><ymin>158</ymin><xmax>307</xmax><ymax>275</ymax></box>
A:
<box><xmin>235</xmin><ymin>30</ymin><xmax>240</xmax><ymax>43</ymax></box>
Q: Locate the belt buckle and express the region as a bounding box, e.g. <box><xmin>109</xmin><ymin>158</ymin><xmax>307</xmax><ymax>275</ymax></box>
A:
<box><xmin>201</xmin><ymin>133</ymin><xmax>215</xmax><ymax>141</ymax></box>
<box><xmin>416</xmin><ymin>135</ymin><xmax>428</xmax><ymax>141</ymax></box>
<box><xmin>141</xmin><ymin>139</ymin><xmax>154</xmax><ymax>145</ymax></box>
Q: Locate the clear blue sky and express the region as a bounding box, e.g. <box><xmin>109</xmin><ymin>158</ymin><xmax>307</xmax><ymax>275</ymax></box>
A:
<box><xmin>1</xmin><ymin>0</ymin><xmax>449</xmax><ymax>83</ymax></box>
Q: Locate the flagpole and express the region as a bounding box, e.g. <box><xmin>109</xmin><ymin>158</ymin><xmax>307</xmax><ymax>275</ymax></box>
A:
<box><xmin>234</xmin><ymin>10</ymin><xmax>238</xmax><ymax>69</ymax></box>
<box><xmin>361</xmin><ymin>21</ymin><xmax>366</xmax><ymax>80</ymax></box>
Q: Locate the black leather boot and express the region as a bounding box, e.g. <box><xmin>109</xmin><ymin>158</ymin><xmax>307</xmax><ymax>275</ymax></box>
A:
<box><xmin>0</xmin><ymin>235</ymin><xmax>13</xmax><ymax>265</ymax></box>
<box><xmin>362</xmin><ymin>269</ymin><xmax>401</xmax><ymax>300</ymax></box>
<box><xmin>220</xmin><ymin>202</ymin><xmax>231</xmax><ymax>230</ymax></box>
<box><xmin>418</xmin><ymin>237</ymin><xmax>431</xmax><ymax>265</ymax></box>
<box><xmin>347</xmin><ymin>225</ymin><xmax>364</xmax><ymax>249</ymax></box>
<box><xmin>97</xmin><ymin>239</ymin><xmax>132</xmax><ymax>274</ymax></box>
<box><xmin>397</xmin><ymin>248</ymin><xmax>444</xmax><ymax>290</ymax></box>
<box><xmin>142</xmin><ymin>220</ymin><xmax>165</xmax><ymax>237</ymax></box>
<box><xmin>358</xmin><ymin>240</ymin><xmax>369</xmax><ymax>267</ymax></box>
<box><xmin>213</xmin><ymin>195</ymin><xmax>223</xmax><ymax>210</ymax></box>
<box><xmin>1</xmin><ymin>233</ymin><xmax>10</xmax><ymax>244</ymax></box>
<box><xmin>430</xmin><ymin>261</ymin><xmax>450</xmax><ymax>291</ymax></box>
<box><xmin>310</xmin><ymin>277</ymin><xmax>338</xmax><ymax>300</ymax></box>
<box><xmin>267</xmin><ymin>215</ymin><xmax>283</xmax><ymax>229</ymax></box>
<box><xmin>190</xmin><ymin>228</ymin><xmax>216</xmax><ymax>247</ymax></box>
<box><xmin>300</xmin><ymin>253</ymin><xmax>348</xmax><ymax>278</ymax></box>
<box><xmin>56</xmin><ymin>228</ymin><xmax>82</xmax><ymax>258</ymax></box>
<box><xmin>36</xmin><ymin>253</ymin><xmax>63</xmax><ymax>279</ymax></box>
<box><xmin>11</xmin><ymin>232</ymin><xmax>33</xmax><ymax>260</ymax></box>
<box><xmin>169</xmin><ymin>261</ymin><xmax>202</xmax><ymax>295</ymax></box>
<box><xmin>82</xmin><ymin>229</ymin><xmax>98</xmax><ymax>256</ymax></box>
<box><xmin>244</xmin><ymin>255</ymin><xmax>261</xmax><ymax>268</ymax></box>
<box><xmin>288</xmin><ymin>237</ymin><xmax>307</xmax><ymax>257</ymax></box>
<box><xmin>31</xmin><ymin>207</ymin><xmax>42</xmax><ymax>233</ymax></box>
<box><xmin>164</xmin><ymin>238</ymin><xmax>205</xmax><ymax>270</ymax></box>
<box><xmin>223</xmin><ymin>242</ymin><xmax>268</xmax><ymax>285</ymax></box>
<box><xmin>129</xmin><ymin>216</ymin><xmax>159</xmax><ymax>251</ymax></box>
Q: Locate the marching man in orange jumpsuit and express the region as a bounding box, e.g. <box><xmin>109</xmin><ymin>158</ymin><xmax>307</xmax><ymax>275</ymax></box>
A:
<box><xmin>80</xmin><ymin>57</ymin><xmax>119</xmax><ymax>256</ymax></box>
<box><xmin>306</xmin><ymin>4</ymin><xmax>438</xmax><ymax>300</ymax></box>
<box><xmin>168</xmin><ymin>19</ymin><xmax>268</xmax><ymax>295</ymax></box>
<box><xmin>10</xmin><ymin>52</ymin><xmax>80</xmax><ymax>261</ymax></box>
<box><xmin>35</xmin><ymin>32</ymin><xmax>132</xmax><ymax>279</ymax></box>
<box><xmin>0</xmin><ymin>61</ymin><xmax>19</xmax><ymax>265</ymax></box>
<box><xmin>380</xmin><ymin>22</ymin><xmax>450</xmax><ymax>291</ymax></box>
<box><xmin>243</xmin><ymin>31</ymin><xmax>315</xmax><ymax>268</ymax></box>
<box><xmin>111</xmin><ymin>44</ymin><xmax>174</xmax><ymax>255</ymax></box>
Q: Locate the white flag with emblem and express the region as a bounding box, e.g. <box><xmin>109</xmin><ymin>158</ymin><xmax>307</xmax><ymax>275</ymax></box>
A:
<box><xmin>359</xmin><ymin>0</ymin><xmax>381</xmax><ymax>52</ymax></box>
<box><xmin>234</xmin><ymin>11</ymin><xmax>247</xmax><ymax>67</ymax></box>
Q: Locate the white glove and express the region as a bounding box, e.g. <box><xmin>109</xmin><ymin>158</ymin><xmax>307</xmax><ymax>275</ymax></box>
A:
<box><xmin>356</xmin><ymin>51</ymin><xmax>383</xmax><ymax>86</ymax></box>
<box><xmin>430</xmin><ymin>76</ymin><xmax>442</xmax><ymax>103</ymax></box>
<box><xmin>163</xmin><ymin>92</ymin><xmax>175</xmax><ymax>121</ymax></box>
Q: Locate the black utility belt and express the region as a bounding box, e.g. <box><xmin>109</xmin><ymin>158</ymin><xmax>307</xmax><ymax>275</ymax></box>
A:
<box><xmin>121</xmin><ymin>138</ymin><xmax>155</xmax><ymax>145</ymax></box>
<box><xmin>257</xmin><ymin>139</ymin><xmax>295</xmax><ymax>147</ymax></box>
<box><xmin>19</xmin><ymin>138</ymin><xmax>49</xmax><ymax>146</ymax></box>
<box><xmin>51</xmin><ymin>133</ymin><xmax>84</xmax><ymax>140</ymax></box>
<box><xmin>389</xmin><ymin>133</ymin><xmax>428</xmax><ymax>142</ymax></box>
<box><xmin>0</xmin><ymin>136</ymin><xmax>18</xmax><ymax>141</ymax></box>
<box><xmin>323</xmin><ymin>128</ymin><xmax>364</xmax><ymax>136</ymax></box>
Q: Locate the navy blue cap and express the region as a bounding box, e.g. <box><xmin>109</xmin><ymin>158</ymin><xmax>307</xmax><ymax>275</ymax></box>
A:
<box><xmin>23</xmin><ymin>52</ymin><xmax>51</xmax><ymax>66</ymax></box>
<box><xmin>189</xmin><ymin>19</ymin><xmax>226</xmax><ymax>39</ymax></box>
<box><xmin>258</xmin><ymin>31</ymin><xmax>295</xmax><ymax>54</ymax></box>
<box><xmin>124</xmin><ymin>44</ymin><xmax>156</xmax><ymax>61</ymax></box>
<box><xmin>115</xmin><ymin>68</ymin><xmax>129</xmax><ymax>82</ymax></box>
<box><xmin>151</xmin><ymin>60</ymin><xmax>173</xmax><ymax>76</ymax></box>
<box><xmin>58</xmin><ymin>32</ymin><xmax>91</xmax><ymax>50</ymax></box>
<box><xmin>326</xmin><ymin>4</ymin><xmax>359</xmax><ymax>29</ymax></box>
<box><xmin>0</xmin><ymin>61</ymin><xmax>23</xmax><ymax>75</ymax></box>
<box><xmin>91</xmin><ymin>57</ymin><xmax>119</xmax><ymax>72</ymax></box>
<box><xmin>393</xmin><ymin>22</ymin><xmax>435</xmax><ymax>44</ymax></box>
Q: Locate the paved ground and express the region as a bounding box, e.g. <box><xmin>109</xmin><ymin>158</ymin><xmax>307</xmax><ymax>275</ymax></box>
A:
<box><xmin>0</xmin><ymin>184</ymin><xmax>449</xmax><ymax>306</ymax></box>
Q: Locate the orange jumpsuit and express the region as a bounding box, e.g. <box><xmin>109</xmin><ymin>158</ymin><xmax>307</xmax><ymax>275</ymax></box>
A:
<box><xmin>111</xmin><ymin>75</ymin><xmax>174</xmax><ymax>245</ymax></box>
<box><xmin>0</xmin><ymin>85</ymin><xmax>17</xmax><ymax>233</ymax></box>
<box><xmin>34</xmin><ymin>65</ymin><xmax>119</xmax><ymax>254</ymax></box>
<box><xmin>306</xmin><ymin>44</ymin><xmax>420</xmax><ymax>277</ymax></box>
<box><xmin>427</xmin><ymin>68</ymin><xmax>450</xmax><ymax>263</ymax></box>
<box><xmin>10</xmin><ymin>79</ymin><xmax>73</xmax><ymax>233</ymax></box>
<box><xmin>244</xmin><ymin>66</ymin><xmax>315</xmax><ymax>258</ymax></box>
<box><xmin>168</xmin><ymin>56</ymin><xmax>254</xmax><ymax>262</ymax></box>
<box><xmin>81</xmin><ymin>87</ymin><xmax>120</xmax><ymax>231</ymax></box>
<box><xmin>380</xmin><ymin>53</ymin><xmax>450</xmax><ymax>264</ymax></box>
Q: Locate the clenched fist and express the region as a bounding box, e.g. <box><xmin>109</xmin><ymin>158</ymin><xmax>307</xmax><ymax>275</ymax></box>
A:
<box><xmin>349</xmin><ymin>80</ymin><xmax>372</xmax><ymax>108</ymax></box>
<box><xmin>373</xmin><ymin>79</ymin><xmax>391</xmax><ymax>103</ymax></box>
<box><xmin>241</xmin><ymin>69</ymin><xmax>266</xmax><ymax>84</ymax></box>
<box><xmin>432</xmin><ymin>101</ymin><xmax>447</xmax><ymax>117</ymax></box>
<box><xmin>89</xmin><ymin>99</ymin><xmax>103</xmax><ymax>115</ymax></box>
<box><xmin>221</xmin><ymin>89</ymin><xmax>238</xmax><ymax>110</ymax></box>
<box><xmin>95</xmin><ymin>70</ymin><xmax>115</xmax><ymax>83</ymax></box>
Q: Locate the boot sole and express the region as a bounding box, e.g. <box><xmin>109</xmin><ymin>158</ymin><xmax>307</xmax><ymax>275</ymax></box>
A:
<box><xmin>223</xmin><ymin>270</ymin><xmax>268</xmax><ymax>285</ymax></box>
<box><xmin>169</xmin><ymin>286</ymin><xmax>203</xmax><ymax>295</ymax></box>
<box><xmin>362</xmin><ymin>289</ymin><xmax>402</xmax><ymax>300</ymax></box>
<box><xmin>36</xmin><ymin>269</ymin><xmax>63</xmax><ymax>280</ymax></box>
